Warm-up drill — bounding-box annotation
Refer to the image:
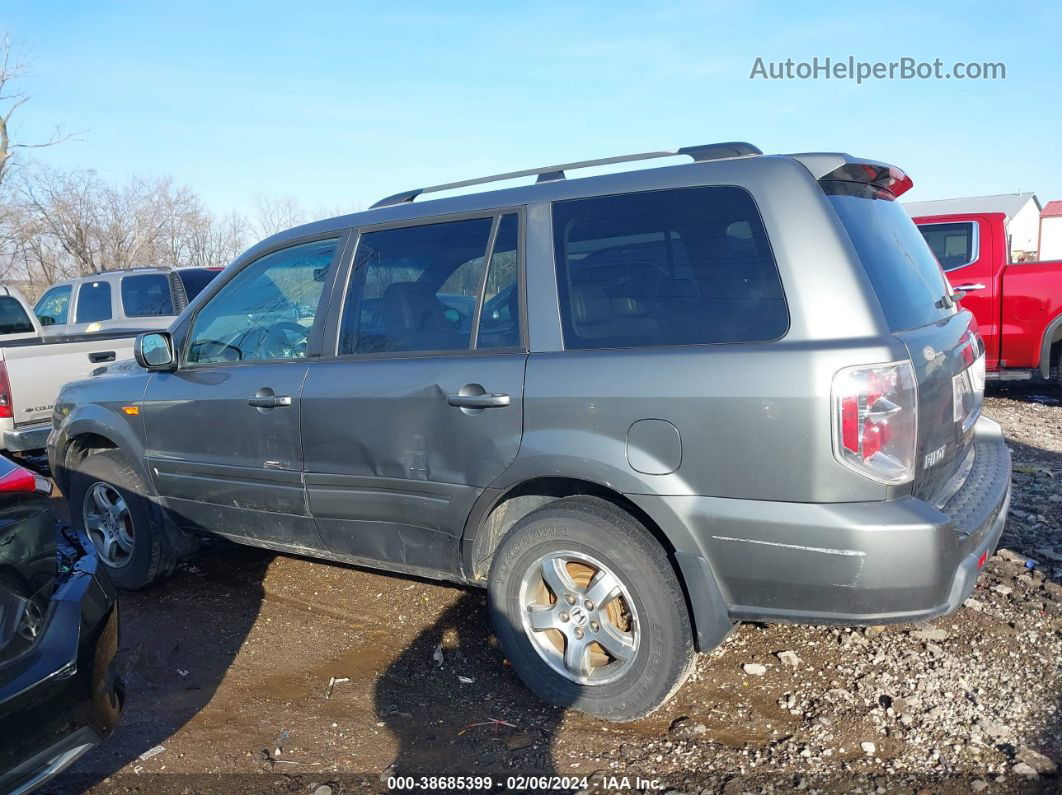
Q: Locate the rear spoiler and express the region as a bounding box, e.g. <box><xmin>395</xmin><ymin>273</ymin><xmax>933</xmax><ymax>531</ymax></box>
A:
<box><xmin>788</xmin><ymin>153</ymin><xmax>914</xmax><ymax>198</ymax></box>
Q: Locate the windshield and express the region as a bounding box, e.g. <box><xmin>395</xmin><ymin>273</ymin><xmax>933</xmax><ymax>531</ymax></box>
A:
<box><xmin>825</xmin><ymin>182</ymin><xmax>956</xmax><ymax>332</ymax></box>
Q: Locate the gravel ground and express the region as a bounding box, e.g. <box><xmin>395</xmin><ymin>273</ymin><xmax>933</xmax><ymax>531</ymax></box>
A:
<box><xmin>38</xmin><ymin>383</ymin><xmax>1062</xmax><ymax>794</ymax></box>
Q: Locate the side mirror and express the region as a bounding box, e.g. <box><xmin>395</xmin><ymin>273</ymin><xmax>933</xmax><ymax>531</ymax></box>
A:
<box><xmin>38</xmin><ymin>316</ymin><xmax>55</xmax><ymax>326</ymax></box>
<box><xmin>135</xmin><ymin>332</ymin><xmax>176</xmax><ymax>371</ymax></box>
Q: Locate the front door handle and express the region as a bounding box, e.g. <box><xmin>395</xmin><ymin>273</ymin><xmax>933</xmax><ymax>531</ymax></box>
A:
<box><xmin>248</xmin><ymin>394</ymin><xmax>292</xmax><ymax>409</ymax></box>
<box><xmin>953</xmin><ymin>283</ymin><xmax>986</xmax><ymax>291</ymax></box>
<box><xmin>447</xmin><ymin>393</ymin><xmax>511</xmax><ymax>409</ymax></box>
<box><xmin>88</xmin><ymin>351</ymin><xmax>116</xmax><ymax>363</ymax></box>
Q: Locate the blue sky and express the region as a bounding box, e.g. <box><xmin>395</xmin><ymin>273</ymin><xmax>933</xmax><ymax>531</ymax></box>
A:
<box><xmin>2</xmin><ymin>1</ymin><xmax>1059</xmax><ymax>217</ymax></box>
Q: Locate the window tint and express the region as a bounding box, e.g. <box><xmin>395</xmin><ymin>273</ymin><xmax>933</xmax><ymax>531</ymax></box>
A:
<box><xmin>825</xmin><ymin>182</ymin><xmax>955</xmax><ymax>331</ymax></box>
<box><xmin>186</xmin><ymin>239</ymin><xmax>337</xmax><ymax>365</ymax></box>
<box><xmin>552</xmin><ymin>187</ymin><xmax>788</xmax><ymax>350</ymax></box>
<box><xmin>0</xmin><ymin>297</ymin><xmax>34</xmax><ymax>334</ymax></box>
<box><xmin>75</xmin><ymin>281</ymin><xmax>113</xmax><ymax>323</ymax></box>
<box><xmin>476</xmin><ymin>214</ymin><xmax>521</xmax><ymax>349</ymax></box>
<box><xmin>34</xmin><ymin>285</ymin><xmax>72</xmax><ymax>327</ymax></box>
<box><xmin>121</xmin><ymin>274</ymin><xmax>175</xmax><ymax>317</ymax></box>
<box><xmin>917</xmin><ymin>222</ymin><xmax>976</xmax><ymax>271</ymax></box>
<box><xmin>178</xmin><ymin>268</ymin><xmax>223</xmax><ymax>301</ymax></box>
<box><xmin>339</xmin><ymin>217</ymin><xmax>493</xmax><ymax>354</ymax></box>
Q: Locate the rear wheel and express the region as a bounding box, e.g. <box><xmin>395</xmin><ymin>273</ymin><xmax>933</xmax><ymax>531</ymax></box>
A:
<box><xmin>488</xmin><ymin>496</ymin><xmax>695</xmax><ymax>721</ymax></box>
<box><xmin>69</xmin><ymin>449</ymin><xmax>174</xmax><ymax>589</ymax></box>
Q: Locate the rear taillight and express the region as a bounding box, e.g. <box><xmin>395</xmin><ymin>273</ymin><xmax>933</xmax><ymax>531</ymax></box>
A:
<box><xmin>832</xmin><ymin>361</ymin><xmax>918</xmax><ymax>484</ymax></box>
<box><xmin>0</xmin><ymin>362</ymin><xmax>12</xmax><ymax>419</ymax></box>
<box><xmin>0</xmin><ymin>466</ymin><xmax>50</xmax><ymax>494</ymax></box>
<box><xmin>953</xmin><ymin>330</ymin><xmax>985</xmax><ymax>433</ymax></box>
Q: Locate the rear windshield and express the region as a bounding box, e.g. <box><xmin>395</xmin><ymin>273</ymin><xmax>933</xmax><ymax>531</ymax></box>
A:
<box><xmin>552</xmin><ymin>186</ymin><xmax>788</xmax><ymax>350</ymax></box>
<box><xmin>0</xmin><ymin>296</ymin><xmax>35</xmax><ymax>334</ymax></box>
<box><xmin>178</xmin><ymin>268</ymin><xmax>223</xmax><ymax>301</ymax></box>
<box><xmin>825</xmin><ymin>183</ymin><xmax>955</xmax><ymax>331</ymax></box>
<box><xmin>121</xmin><ymin>273</ymin><xmax>174</xmax><ymax>317</ymax></box>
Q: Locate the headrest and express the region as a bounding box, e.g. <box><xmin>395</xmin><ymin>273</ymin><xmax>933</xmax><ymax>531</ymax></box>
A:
<box><xmin>611</xmin><ymin>296</ymin><xmax>650</xmax><ymax>318</ymax></box>
<box><xmin>570</xmin><ymin>284</ymin><xmax>610</xmax><ymax>326</ymax></box>
<box><xmin>382</xmin><ymin>282</ymin><xmax>443</xmax><ymax>331</ymax></box>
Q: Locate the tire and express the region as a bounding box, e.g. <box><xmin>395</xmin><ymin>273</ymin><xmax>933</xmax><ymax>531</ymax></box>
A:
<box><xmin>488</xmin><ymin>496</ymin><xmax>695</xmax><ymax>721</ymax></box>
<box><xmin>1056</xmin><ymin>349</ymin><xmax>1062</xmax><ymax>392</ymax></box>
<box><xmin>69</xmin><ymin>449</ymin><xmax>174</xmax><ymax>590</ymax></box>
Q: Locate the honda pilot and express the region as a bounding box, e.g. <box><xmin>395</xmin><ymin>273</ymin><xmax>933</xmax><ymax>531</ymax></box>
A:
<box><xmin>47</xmin><ymin>143</ymin><xmax>1011</xmax><ymax>720</ymax></box>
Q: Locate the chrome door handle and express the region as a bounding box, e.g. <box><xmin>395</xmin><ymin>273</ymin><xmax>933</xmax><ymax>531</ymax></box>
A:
<box><xmin>447</xmin><ymin>393</ymin><xmax>511</xmax><ymax>409</ymax></box>
<box><xmin>953</xmin><ymin>283</ymin><xmax>985</xmax><ymax>291</ymax></box>
<box><xmin>247</xmin><ymin>395</ymin><xmax>292</xmax><ymax>408</ymax></box>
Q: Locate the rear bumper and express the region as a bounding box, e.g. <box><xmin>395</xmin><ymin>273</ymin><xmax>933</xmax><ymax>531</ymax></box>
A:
<box><xmin>637</xmin><ymin>417</ymin><xmax>1011</xmax><ymax>640</ymax></box>
<box><xmin>0</xmin><ymin>531</ymin><xmax>123</xmax><ymax>795</ymax></box>
<box><xmin>3</xmin><ymin>421</ymin><xmax>52</xmax><ymax>453</ymax></box>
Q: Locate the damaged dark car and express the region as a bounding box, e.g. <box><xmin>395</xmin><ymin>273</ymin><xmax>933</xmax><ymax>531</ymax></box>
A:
<box><xmin>0</xmin><ymin>457</ymin><xmax>122</xmax><ymax>794</ymax></box>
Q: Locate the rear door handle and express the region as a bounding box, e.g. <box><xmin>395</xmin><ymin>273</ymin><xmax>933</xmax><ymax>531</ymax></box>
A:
<box><xmin>447</xmin><ymin>393</ymin><xmax>511</xmax><ymax>409</ymax></box>
<box><xmin>247</xmin><ymin>395</ymin><xmax>292</xmax><ymax>408</ymax></box>
<box><xmin>88</xmin><ymin>351</ymin><xmax>116</xmax><ymax>363</ymax></box>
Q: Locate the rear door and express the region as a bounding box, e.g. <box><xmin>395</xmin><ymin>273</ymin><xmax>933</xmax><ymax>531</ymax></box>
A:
<box><xmin>828</xmin><ymin>186</ymin><xmax>984</xmax><ymax>503</ymax></box>
<box><xmin>67</xmin><ymin>278</ymin><xmax>117</xmax><ymax>335</ymax></box>
<box><xmin>915</xmin><ymin>215</ymin><xmax>1000</xmax><ymax>368</ymax></box>
<box><xmin>141</xmin><ymin>235</ymin><xmax>342</xmax><ymax>548</ymax></box>
<box><xmin>300</xmin><ymin>212</ymin><xmax>526</xmax><ymax>578</ymax></box>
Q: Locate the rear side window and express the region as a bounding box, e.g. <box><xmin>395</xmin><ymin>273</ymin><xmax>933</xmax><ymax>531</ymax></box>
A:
<box><xmin>121</xmin><ymin>274</ymin><xmax>175</xmax><ymax>317</ymax></box>
<box><xmin>552</xmin><ymin>187</ymin><xmax>788</xmax><ymax>350</ymax></box>
<box><xmin>917</xmin><ymin>221</ymin><xmax>976</xmax><ymax>270</ymax></box>
<box><xmin>34</xmin><ymin>285</ymin><xmax>71</xmax><ymax>327</ymax></box>
<box><xmin>75</xmin><ymin>281</ymin><xmax>113</xmax><ymax>323</ymax></box>
<box><xmin>826</xmin><ymin>183</ymin><xmax>955</xmax><ymax>332</ymax></box>
<box><xmin>0</xmin><ymin>297</ymin><xmax>35</xmax><ymax>334</ymax></box>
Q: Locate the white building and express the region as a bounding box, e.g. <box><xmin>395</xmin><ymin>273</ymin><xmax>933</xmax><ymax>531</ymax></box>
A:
<box><xmin>905</xmin><ymin>192</ymin><xmax>1042</xmax><ymax>261</ymax></box>
<box><xmin>1039</xmin><ymin>201</ymin><xmax>1062</xmax><ymax>261</ymax></box>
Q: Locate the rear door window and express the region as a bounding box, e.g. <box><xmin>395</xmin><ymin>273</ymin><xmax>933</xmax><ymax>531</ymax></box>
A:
<box><xmin>75</xmin><ymin>280</ymin><xmax>113</xmax><ymax>323</ymax></box>
<box><xmin>826</xmin><ymin>182</ymin><xmax>956</xmax><ymax>331</ymax></box>
<box><xmin>917</xmin><ymin>221</ymin><xmax>977</xmax><ymax>270</ymax></box>
<box><xmin>339</xmin><ymin>216</ymin><xmax>496</xmax><ymax>354</ymax></box>
<box><xmin>34</xmin><ymin>285</ymin><xmax>71</xmax><ymax>327</ymax></box>
<box><xmin>121</xmin><ymin>274</ymin><xmax>175</xmax><ymax>317</ymax></box>
<box><xmin>0</xmin><ymin>296</ymin><xmax>35</xmax><ymax>334</ymax></box>
<box><xmin>552</xmin><ymin>187</ymin><xmax>788</xmax><ymax>350</ymax></box>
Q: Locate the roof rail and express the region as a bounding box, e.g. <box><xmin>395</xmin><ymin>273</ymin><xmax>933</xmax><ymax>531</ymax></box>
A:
<box><xmin>370</xmin><ymin>141</ymin><xmax>762</xmax><ymax>209</ymax></box>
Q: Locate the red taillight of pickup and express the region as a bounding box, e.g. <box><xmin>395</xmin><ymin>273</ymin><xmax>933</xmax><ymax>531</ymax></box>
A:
<box><xmin>833</xmin><ymin>361</ymin><xmax>918</xmax><ymax>484</ymax></box>
<box><xmin>0</xmin><ymin>362</ymin><xmax>12</xmax><ymax>419</ymax></box>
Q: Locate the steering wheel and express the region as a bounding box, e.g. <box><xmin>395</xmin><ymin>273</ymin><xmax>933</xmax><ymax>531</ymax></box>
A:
<box><xmin>258</xmin><ymin>321</ymin><xmax>310</xmax><ymax>359</ymax></box>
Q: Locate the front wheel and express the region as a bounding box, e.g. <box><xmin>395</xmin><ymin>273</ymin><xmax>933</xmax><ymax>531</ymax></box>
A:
<box><xmin>488</xmin><ymin>496</ymin><xmax>695</xmax><ymax>721</ymax></box>
<box><xmin>69</xmin><ymin>449</ymin><xmax>174</xmax><ymax>589</ymax></box>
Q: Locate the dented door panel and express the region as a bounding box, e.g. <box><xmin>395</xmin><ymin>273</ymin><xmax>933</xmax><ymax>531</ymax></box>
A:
<box><xmin>300</xmin><ymin>353</ymin><xmax>526</xmax><ymax>576</ymax></box>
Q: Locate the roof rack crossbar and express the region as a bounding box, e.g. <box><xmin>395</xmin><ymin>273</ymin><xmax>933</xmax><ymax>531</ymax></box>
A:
<box><xmin>370</xmin><ymin>141</ymin><xmax>762</xmax><ymax>209</ymax></box>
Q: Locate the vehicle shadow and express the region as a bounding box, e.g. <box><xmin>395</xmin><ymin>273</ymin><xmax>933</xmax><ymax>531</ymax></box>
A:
<box><xmin>42</xmin><ymin>537</ymin><xmax>274</xmax><ymax>792</ymax></box>
<box><xmin>373</xmin><ymin>592</ymin><xmax>569</xmax><ymax>783</ymax></box>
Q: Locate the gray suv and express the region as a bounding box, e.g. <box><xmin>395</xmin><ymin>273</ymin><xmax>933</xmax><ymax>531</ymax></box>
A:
<box><xmin>47</xmin><ymin>143</ymin><xmax>1011</xmax><ymax>720</ymax></box>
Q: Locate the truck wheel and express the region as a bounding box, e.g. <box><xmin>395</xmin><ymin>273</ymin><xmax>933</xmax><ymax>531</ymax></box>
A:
<box><xmin>488</xmin><ymin>496</ymin><xmax>695</xmax><ymax>721</ymax></box>
<box><xmin>69</xmin><ymin>449</ymin><xmax>174</xmax><ymax>590</ymax></box>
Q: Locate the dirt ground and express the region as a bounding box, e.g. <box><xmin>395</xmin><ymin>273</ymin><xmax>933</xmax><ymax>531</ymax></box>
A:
<box><xmin>37</xmin><ymin>383</ymin><xmax>1062</xmax><ymax>794</ymax></box>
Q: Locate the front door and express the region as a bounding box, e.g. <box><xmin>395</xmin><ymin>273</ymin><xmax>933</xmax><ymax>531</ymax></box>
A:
<box><xmin>142</xmin><ymin>236</ymin><xmax>343</xmax><ymax>549</ymax></box>
<box><xmin>301</xmin><ymin>213</ymin><xmax>526</xmax><ymax>578</ymax></box>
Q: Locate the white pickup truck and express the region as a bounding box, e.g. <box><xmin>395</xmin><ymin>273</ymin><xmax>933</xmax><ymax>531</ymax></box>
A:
<box><xmin>0</xmin><ymin>286</ymin><xmax>139</xmax><ymax>453</ymax></box>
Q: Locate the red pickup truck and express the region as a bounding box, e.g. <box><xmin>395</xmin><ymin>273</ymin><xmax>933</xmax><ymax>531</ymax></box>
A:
<box><xmin>913</xmin><ymin>211</ymin><xmax>1062</xmax><ymax>387</ymax></box>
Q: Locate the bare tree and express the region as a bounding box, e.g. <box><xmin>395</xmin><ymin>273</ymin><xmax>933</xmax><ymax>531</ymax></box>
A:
<box><xmin>0</xmin><ymin>36</ymin><xmax>78</xmax><ymax>189</ymax></box>
<box><xmin>251</xmin><ymin>193</ymin><xmax>308</xmax><ymax>239</ymax></box>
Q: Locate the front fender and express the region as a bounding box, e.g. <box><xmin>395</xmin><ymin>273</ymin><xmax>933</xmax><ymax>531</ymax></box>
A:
<box><xmin>50</xmin><ymin>403</ymin><xmax>152</xmax><ymax>498</ymax></box>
